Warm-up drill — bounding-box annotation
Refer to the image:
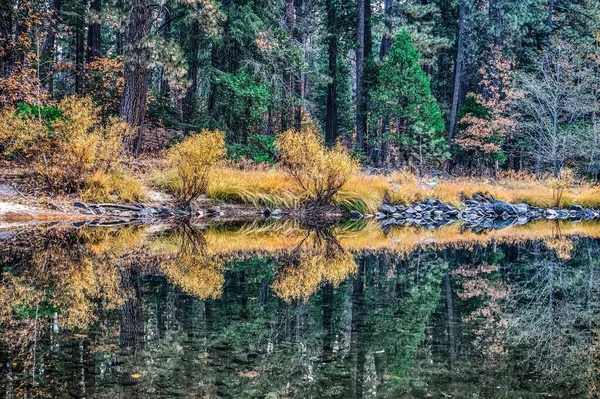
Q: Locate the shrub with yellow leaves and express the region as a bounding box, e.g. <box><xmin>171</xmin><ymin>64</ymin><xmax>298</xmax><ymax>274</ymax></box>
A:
<box><xmin>166</xmin><ymin>129</ymin><xmax>226</xmax><ymax>207</ymax></box>
<box><xmin>275</xmin><ymin>126</ymin><xmax>359</xmax><ymax>206</ymax></box>
<box><xmin>0</xmin><ymin>96</ymin><xmax>138</xmax><ymax>198</ymax></box>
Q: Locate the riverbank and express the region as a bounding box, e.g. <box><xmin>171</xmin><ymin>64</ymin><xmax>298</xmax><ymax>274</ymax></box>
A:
<box><xmin>2</xmin><ymin>160</ymin><xmax>600</xmax><ymax>225</ymax></box>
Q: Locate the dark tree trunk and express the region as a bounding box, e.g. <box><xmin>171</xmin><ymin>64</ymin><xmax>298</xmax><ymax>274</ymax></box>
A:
<box><xmin>355</xmin><ymin>0</ymin><xmax>366</xmax><ymax>151</ymax></box>
<box><xmin>324</xmin><ymin>0</ymin><xmax>338</xmax><ymax>146</ymax></box>
<box><xmin>74</xmin><ymin>0</ymin><xmax>86</xmax><ymax>93</ymax></box>
<box><xmin>41</xmin><ymin>0</ymin><xmax>62</xmax><ymax>92</ymax></box>
<box><xmin>120</xmin><ymin>0</ymin><xmax>152</xmax><ymax>155</ymax></box>
<box><xmin>293</xmin><ymin>0</ymin><xmax>304</xmax><ymax>130</ymax></box>
<box><xmin>379</xmin><ymin>0</ymin><xmax>393</xmax><ymax>58</ymax></box>
<box><xmin>86</xmin><ymin>0</ymin><xmax>101</xmax><ymax>62</ymax></box>
<box><xmin>183</xmin><ymin>20</ymin><xmax>200</xmax><ymax>123</ymax></box>
<box><xmin>447</xmin><ymin>0</ymin><xmax>466</xmax><ymax>148</ymax></box>
<box><xmin>546</xmin><ymin>0</ymin><xmax>554</xmax><ymax>42</ymax></box>
<box><xmin>378</xmin><ymin>0</ymin><xmax>393</xmax><ymax>166</ymax></box>
<box><xmin>282</xmin><ymin>0</ymin><xmax>295</xmax><ymax>131</ymax></box>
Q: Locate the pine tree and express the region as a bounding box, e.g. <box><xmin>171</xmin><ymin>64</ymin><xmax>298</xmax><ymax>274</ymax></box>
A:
<box><xmin>372</xmin><ymin>29</ymin><xmax>447</xmax><ymax>168</ymax></box>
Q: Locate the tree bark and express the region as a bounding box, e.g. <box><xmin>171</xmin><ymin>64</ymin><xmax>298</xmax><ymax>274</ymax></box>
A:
<box><xmin>447</xmin><ymin>0</ymin><xmax>466</xmax><ymax>148</ymax></box>
<box><xmin>355</xmin><ymin>0</ymin><xmax>367</xmax><ymax>151</ymax></box>
<box><xmin>378</xmin><ymin>0</ymin><xmax>393</xmax><ymax>166</ymax></box>
<box><xmin>293</xmin><ymin>0</ymin><xmax>304</xmax><ymax>129</ymax></box>
<box><xmin>546</xmin><ymin>0</ymin><xmax>554</xmax><ymax>42</ymax></box>
<box><xmin>41</xmin><ymin>0</ymin><xmax>62</xmax><ymax>92</ymax></box>
<box><xmin>74</xmin><ymin>0</ymin><xmax>86</xmax><ymax>93</ymax></box>
<box><xmin>119</xmin><ymin>0</ymin><xmax>152</xmax><ymax>155</ymax></box>
<box><xmin>324</xmin><ymin>0</ymin><xmax>338</xmax><ymax>146</ymax></box>
<box><xmin>86</xmin><ymin>0</ymin><xmax>101</xmax><ymax>62</ymax></box>
<box><xmin>183</xmin><ymin>20</ymin><xmax>200</xmax><ymax>123</ymax></box>
<box><xmin>282</xmin><ymin>0</ymin><xmax>295</xmax><ymax>131</ymax></box>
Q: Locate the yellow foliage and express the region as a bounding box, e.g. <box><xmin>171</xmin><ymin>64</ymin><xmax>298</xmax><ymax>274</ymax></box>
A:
<box><xmin>166</xmin><ymin>129</ymin><xmax>226</xmax><ymax>206</ymax></box>
<box><xmin>272</xmin><ymin>232</ymin><xmax>357</xmax><ymax>302</ymax></box>
<box><xmin>276</xmin><ymin>126</ymin><xmax>359</xmax><ymax>206</ymax></box>
<box><xmin>207</xmin><ymin>166</ymin><xmax>304</xmax><ymax>208</ymax></box>
<box><xmin>0</xmin><ymin>96</ymin><xmax>135</xmax><ymax>198</ymax></box>
<box><xmin>81</xmin><ymin>168</ymin><xmax>146</xmax><ymax>203</ymax></box>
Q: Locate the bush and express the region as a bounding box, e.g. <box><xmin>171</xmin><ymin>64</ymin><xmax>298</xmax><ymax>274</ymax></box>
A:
<box><xmin>166</xmin><ymin>129</ymin><xmax>226</xmax><ymax>207</ymax></box>
<box><xmin>0</xmin><ymin>96</ymin><xmax>137</xmax><ymax>195</ymax></box>
<box><xmin>275</xmin><ymin>126</ymin><xmax>359</xmax><ymax>206</ymax></box>
<box><xmin>81</xmin><ymin>169</ymin><xmax>146</xmax><ymax>203</ymax></box>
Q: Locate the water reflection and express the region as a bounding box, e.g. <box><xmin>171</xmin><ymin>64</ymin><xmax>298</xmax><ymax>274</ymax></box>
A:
<box><xmin>1</xmin><ymin>221</ymin><xmax>600</xmax><ymax>397</ymax></box>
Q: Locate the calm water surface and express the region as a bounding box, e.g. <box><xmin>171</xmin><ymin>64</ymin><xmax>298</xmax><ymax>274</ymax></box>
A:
<box><xmin>1</xmin><ymin>221</ymin><xmax>599</xmax><ymax>398</ymax></box>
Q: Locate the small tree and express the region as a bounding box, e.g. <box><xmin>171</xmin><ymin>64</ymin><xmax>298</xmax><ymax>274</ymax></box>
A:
<box><xmin>513</xmin><ymin>39</ymin><xmax>596</xmax><ymax>176</ymax></box>
<box><xmin>166</xmin><ymin>129</ymin><xmax>226</xmax><ymax>207</ymax></box>
<box><xmin>275</xmin><ymin>126</ymin><xmax>359</xmax><ymax>206</ymax></box>
<box><xmin>372</xmin><ymin>29</ymin><xmax>447</xmax><ymax>168</ymax></box>
<box><xmin>456</xmin><ymin>47</ymin><xmax>517</xmax><ymax>170</ymax></box>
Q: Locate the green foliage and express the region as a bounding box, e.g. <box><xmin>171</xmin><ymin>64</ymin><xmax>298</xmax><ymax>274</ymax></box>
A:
<box><xmin>227</xmin><ymin>134</ymin><xmax>278</xmax><ymax>164</ymax></box>
<box><xmin>372</xmin><ymin>30</ymin><xmax>447</xmax><ymax>167</ymax></box>
<box><xmin>15</xmin><ymin>103</ymin><xmax>63</xmax><ymax>129</ymax></box>
<box><xmin>213</xmin><ymin>71</ymin><xmax>271</xmax><ymax>140</ymax></box>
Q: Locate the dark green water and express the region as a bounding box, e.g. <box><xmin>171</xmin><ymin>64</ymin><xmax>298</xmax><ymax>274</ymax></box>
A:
<box><xmin>1</xmin><ymin>223</ymin><xmax>599</xmax><ymax>398</ymax></box>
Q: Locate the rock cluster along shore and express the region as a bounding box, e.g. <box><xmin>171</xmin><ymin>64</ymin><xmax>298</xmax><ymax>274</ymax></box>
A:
<box><xmin>365</xmin><ymin>195</ymin><xmax>600</xmax><ymax>231</ymax></box>
<box><xmin>73</xmin><ymin>202</ymin><xmax>191</xmax><ymax>219</ymax></box>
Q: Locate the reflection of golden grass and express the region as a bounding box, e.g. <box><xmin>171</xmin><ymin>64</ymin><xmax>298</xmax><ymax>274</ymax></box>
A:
<box><xmin>184</xmin><ymin>220</ymin><xmax>600</xmax><ymax>259</ymax></box>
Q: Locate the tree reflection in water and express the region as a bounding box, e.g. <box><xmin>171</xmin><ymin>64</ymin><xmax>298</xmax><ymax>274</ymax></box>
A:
<box><xmin>0</xmin><ymin>222</ymin><xmax>600</xmax><ymax>397</ymax></box>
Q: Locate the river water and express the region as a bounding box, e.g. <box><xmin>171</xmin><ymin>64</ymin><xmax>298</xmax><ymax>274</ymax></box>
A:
<box><xmin>1</xmin><ymin>220</ymin><xmax>599</xmax><ymax>398</ymax></box>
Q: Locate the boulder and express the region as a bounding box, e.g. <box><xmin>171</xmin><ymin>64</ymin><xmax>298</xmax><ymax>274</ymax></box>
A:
<box><xmin>380</xmin><ymin>204</ymin><xmax>397</xmax><ymax>214</ymax></box>
<box><xmin>73</xmin><ymin>201</ymin><xmax>88</xmax><ymax>210</ymax></box>
<box><xmin>493</xmin><ymin>200</ymin><xmax>517</xmax><ymax>216</ymax></box>
<box><xmin>349</xmin><ymin>210</ymin><xmax>363</xmax><ymax>220</ymax></box>
<box><xmin>568</xmin><ymin>204</ymin><xmax>583</xmax><ymax>213</ymax></box>
<box><xmin>514</xmin><ymin>203</ymin><xmax>529</xmax><ymax>215</ymax></box>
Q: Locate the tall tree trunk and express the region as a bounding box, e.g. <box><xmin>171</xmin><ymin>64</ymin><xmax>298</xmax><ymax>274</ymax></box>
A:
<box><xmin>447</xmin><ymin>0</ymin><xmax>466</xmax><ymax>148</ymax></box>
<box><xmin>324</xmin><ymin>0</ymin><xmax>338</xmax><ymax>146</ymax></box>
<box><xmin>282</xmin><ymin>0</ymin><xmax>295</xmax><ymax>131</ymax></box>
<box><xmin>41</xmin><ymin>0</ymin><xmax>62</xmax><ymax>92</ymax></box>
<box><xmin>183</xmin><ymin>20</ymin><xmax>200</xmax><ymax>123</ymax></box>
<box><xmin>546</xmin><ymin>0</ymin><xmax>554</xmax><ymax>42</ymax></box>
<box><xmin>355</xmin><ymin>0</ymin><xmax>367</xmax><ymax>151</ymax></box>
<box><xmin>120</xmin><ymin>0</ymin><xmax>152</xmax><ymax>155</ymax></box>
<box><xmin>293</xmin><ymin>0</ymin><xmax>304</xmax><ymax>129</ymax></box>
<box><xmin>86</xmin><ymin>0</ymin><xmax>101</xmax><ymax>62</ymax></box>
<box><xmin>74</xmin><ymin>0</ymin><xmax>86</xmax><ymax>93</ymax></box>
<box><xmin>378</xmin><ymin>0</ymin><xmax>393</xmax><ymax>166</ymax></box>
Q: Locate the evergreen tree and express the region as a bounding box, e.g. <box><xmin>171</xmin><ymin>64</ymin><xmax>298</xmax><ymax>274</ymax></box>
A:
<box><xmin>372</xmin><ymin>30</ymin><xmax>447</xmax><ymax>168</ymax></box>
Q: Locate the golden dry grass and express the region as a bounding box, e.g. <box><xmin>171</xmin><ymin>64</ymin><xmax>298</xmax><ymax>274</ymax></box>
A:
<box><xmin>151</xmin><ymin>162</ymin><xmax>600</xmax><ymax>211</ymax></box>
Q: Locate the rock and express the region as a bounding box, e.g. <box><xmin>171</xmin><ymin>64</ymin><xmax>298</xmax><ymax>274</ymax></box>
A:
<box><xmin>173</xmin><ymin>210</ymin><xmax>188</xmax><ymax>217</ymax></box>
<box><xmin>569</xmin><ymin>204</ymin><xmax>583</xmax><ymax>213</ymax></box>
<box><xmin>413</xmin><ymin>204</ymin><xmax>424</xmax><ymax>212</ymax></box>
<box><xmin>545</xmin><ymin>209</ymin><xmax>558</xmax><ymax>219</ymax></box>
<box><xmin>349</xmin><ymin>210</ymin><xmax>363</xmax><ymax>220</ymax></box>
<box><xmin>73</xmin><ymin>201</ymin><xmax>88</xmax><ymax>210</ymax></box>
<box><xmin>83</xmin><ymin>209</ymin><xmax>95</xmax><ymax>215</ymax></box>
<box><xmin>159</xmin><ymin>207</ymin><xmax>171</xmax><ymax>215</ymax></box>
<box><xmin>392</xmin><ymin>212</ymin><xmax>406</xmax><ymax>219</ymax></box>
<box><xmin>271</xmin><ymin>209</ymin><xmax>283</xmax><ymax>216</ymax></box>
<box><xmin>380</xmin><ymin>218</ymin><xmax>397</xmax><ymax>227</ymax></box>
<box><xmin>556</xmin><ymin>210</ymin><xmax>569</xmax><ymax>219</ymax></box>
<box><xmin>139</xmin><ymin>207</ymin><xmax>155</xmax><ymax>217</ymax></box>
<box><xmin>514</xmin><ymin>203</ymin><xmax>529</xmax><ymax>215</ymax></box>
<box><xmin>375</xmin><ymin>212</ymin><xmax>386</xmax><ymax>220</ymax></box>
<box><xmin>380</xmin><ymin>204</ymin><xmax>397</xmax><ymax>214</ymax></box>
<box><xmin>465</xmin><ymin>200</ymin><xmax>479</xmax><ymax>207</ymax></box>
<box><xmin>445</xmin><ymin>209</ymin><xmax>459</xmax><ymax>217</ymax></box>
<box><xmin>493</xmin><ymin>200</ymin><xmax>517</xmax><ymax>216</ymax></box>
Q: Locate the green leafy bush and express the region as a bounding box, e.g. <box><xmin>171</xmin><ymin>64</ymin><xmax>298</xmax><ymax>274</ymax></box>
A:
<box><xmin>227</xmin><ymin>134</ymin><xmax>278</xmax><ymax>164</ymax></box>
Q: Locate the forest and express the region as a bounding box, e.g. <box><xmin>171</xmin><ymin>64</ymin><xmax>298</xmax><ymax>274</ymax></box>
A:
<box><xmin>1</xmin><ymin>0</ymin><xmax>600</xmax><ymax>212</ymax></box>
